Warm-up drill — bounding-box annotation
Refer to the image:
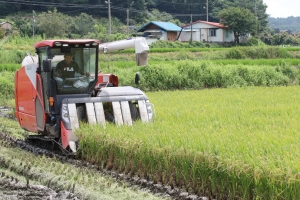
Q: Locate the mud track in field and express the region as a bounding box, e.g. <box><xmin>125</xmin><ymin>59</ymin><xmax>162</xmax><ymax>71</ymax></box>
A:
<box><xmin>0</xmin><ymin>175</ymin><xmax>78</xmax><ymax>200</ymax></box>
<box><xmin>0</xmin><ymin>107</ymin><xmax>209</xmax><ymax>200</ymax></box>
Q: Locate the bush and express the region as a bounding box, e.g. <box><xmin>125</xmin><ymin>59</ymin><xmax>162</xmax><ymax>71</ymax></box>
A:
<box><xmin>107</xmin><ymin>61</ymin><xmax>298</xmax><ymax>91</ymax></box>
<box><xmin>241</xmin><ymin>37</ymin><xmax>266</xmax><ymax>46</ymax></box>
<box><xmin>226</xmin><ymin>48</ymin><xmax>245</xmax><ymax>59</ymax></box>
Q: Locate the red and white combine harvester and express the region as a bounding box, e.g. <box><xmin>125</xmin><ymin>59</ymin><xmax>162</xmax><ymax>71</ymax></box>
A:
<box><xmin>14</xmin><ymin>38</ymin><xmax>154</xmax><ymax>153</ymax></box>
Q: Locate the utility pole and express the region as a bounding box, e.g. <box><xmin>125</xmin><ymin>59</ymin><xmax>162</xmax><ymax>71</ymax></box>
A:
<box><xmin>32</xmin><ymin>10</ymin><xmax>35</xmax><ymax>37</ymax></box>
<box><xmin>127</xmin><ymin>8</ymin><xmax>129</xmax><ymax>35</ymax></box>
<box><xmin>105</xmin><ymin>0</ymin><xmax>112</xmax><ymax>34</ymax></box>
<box><xmin>190</xmin><ymin>14</ymin><xmax>193</xmax><ymax>42</ymax></box>
<box><xmin>206</xmin><ymin>0</ymin><xmax>208</xmax><ymax>21</ymax></box>
<box><xmin>254</xmin><ymin>0</ymin><xmax>258</xmax><ymax>35</ymax></box>
<box><xmin>173</xmin><ymin>14</ymin><xmax>205</xmax><ymax>42</ymax></box>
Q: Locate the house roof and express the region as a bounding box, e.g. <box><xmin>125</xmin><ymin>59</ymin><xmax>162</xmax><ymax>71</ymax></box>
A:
<box><xmin>137</xmin><ymin>21</ymin><xmax>182</xmax><ymax>32</ymax></box>
<box><xmin>182</xmin><ymin>20</ymin><xmax>228</xmax><ymax>29</ymax></box>
<box><xmin>0</xmin><ymin>22</ymin><xmax>11</xmax><ymax>25</ymax></box>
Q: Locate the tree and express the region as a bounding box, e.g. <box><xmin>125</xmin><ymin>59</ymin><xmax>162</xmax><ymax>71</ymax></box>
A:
<box><xmin>212</xmin><ymin>0</ymin><xmax>268</xmax><ymax>33</ymax></box>
<box><xmin>73</xmin><ymin>13</ymin><xmax>96</xmax><ymax>37</ymax></box>
<box><xmin>218</xmin><ymin>7</ymin><xmax>257</xmax><ymax>44</ymax></box>
<box><xmin>37</xmin><ymin>8</ymin><xmax>70</xmax><ymax>38</ymax></box>
<box><xmin>271</xmin><ymin>32</ymin><xmax>300</xmax><ymax>46</ymax></box>
<box><xmin>10</xmin><ymin>13</ymin><xmax>33</xmax><ymax>37</ymax></box>
<box><xmin>148</xmin><ymin>9</ymin><xmax>173</xmax><ymax>22</ymax></box>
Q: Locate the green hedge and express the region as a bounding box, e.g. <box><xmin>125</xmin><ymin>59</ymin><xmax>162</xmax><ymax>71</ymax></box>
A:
<box><xmin>225</xmin><ymin>47</ymin><xmax>292</xmax><ymax>59</ymax></box>
<box><xmin>109</xmin><ymin>61</ymin><xmax>300</xmax><ymax>91</ymax></box>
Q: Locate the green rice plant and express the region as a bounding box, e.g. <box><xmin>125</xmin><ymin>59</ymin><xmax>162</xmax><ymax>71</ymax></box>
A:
<box><xmin>212</xmin><ymin>58</ymin><xmax>300</xmax><ymax>66</ymax></box>
<box><xmin>76</xmin><ymin>86</ymin><xmax>300</xmax><ymax>199</ymax></box>
<box><xmin>0</xmin><ymin>63</ymin><xmax>20</xmax><ymax>71</ymax></box>
<box><xmin>0</xmin><ymin>71</ymin><xmax>15</xmax><ymax>102</ymax></box>
<box><xmin>2</xmin><ymin>35</ymin><xmax>43</xmax><ymax>51</ymax></box>
<box><xmin>0</xmin><ymin>50</ymin><xmax>29</xmax><ymax>64</ymax></box>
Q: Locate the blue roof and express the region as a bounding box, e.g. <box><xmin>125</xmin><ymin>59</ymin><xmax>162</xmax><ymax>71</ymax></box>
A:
<box><xmin>137</xmin><ymin>21</ymin><xmax>182</xmax><ymax>32</ymax></box>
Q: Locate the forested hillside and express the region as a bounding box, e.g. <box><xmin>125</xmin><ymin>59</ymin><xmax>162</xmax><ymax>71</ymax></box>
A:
<box><xmin>268</xmin><ymin>16</ymin><xmax>300</xmax><ymax>33</ymax></box>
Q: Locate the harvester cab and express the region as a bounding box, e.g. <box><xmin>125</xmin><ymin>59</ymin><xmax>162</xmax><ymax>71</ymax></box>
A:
<box><xmin>15</xmin><ymin>38</ymin><xmax>154</xmax><ymax>153</ymax></box>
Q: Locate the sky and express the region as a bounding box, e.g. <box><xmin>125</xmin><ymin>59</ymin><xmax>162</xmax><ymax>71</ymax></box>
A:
<box><xmin>263</xmin><ymin>0</ymin><xmax>300</xmax><ymax>18</ymax></box>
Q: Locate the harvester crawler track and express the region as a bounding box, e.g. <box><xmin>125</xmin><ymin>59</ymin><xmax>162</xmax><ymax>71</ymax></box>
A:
<box><xmin>26</xmin><ymin>135</ymin><xmax>76</xmax><ymax>156</ymax></box>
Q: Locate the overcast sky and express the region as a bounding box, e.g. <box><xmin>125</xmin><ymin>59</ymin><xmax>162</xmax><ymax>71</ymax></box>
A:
<box><xmin>263</xmin><ymin>0</ymin><xmax>300</xmax><ymax>18</ymax></box>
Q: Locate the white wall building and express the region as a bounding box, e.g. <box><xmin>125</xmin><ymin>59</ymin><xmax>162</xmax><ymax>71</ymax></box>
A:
<box><xmin>179</xmin><ymin>20</ymin><xmax>235</xmax><ymax>43</ymax></box>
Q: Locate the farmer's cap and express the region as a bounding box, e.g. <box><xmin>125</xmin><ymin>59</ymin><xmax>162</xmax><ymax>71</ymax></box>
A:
<box><xmin>64</xmin><ymin>53</ymin><xmax>72</xmax><ymax>57</ymax></box>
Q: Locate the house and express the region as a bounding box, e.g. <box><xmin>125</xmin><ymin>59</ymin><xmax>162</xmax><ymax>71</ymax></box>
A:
<box><xmin>179</xmin><ymin>20</ymin><xmax>235</xmax><ymax>43</ymax></box>
<box><xmin>137</xmin><ymin>21</ymin><xmax>182</xmax><ymax>45</ymax></box>
<box><xmin>0</xmin><ymin>22</ymin><xmax>12</xmax><ymax>31</ymax></box>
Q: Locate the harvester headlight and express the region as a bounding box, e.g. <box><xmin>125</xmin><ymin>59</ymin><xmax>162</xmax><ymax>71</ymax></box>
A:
<box><xmin>92</xmin><ymin>42</ymin><xmax>98</xmax><ymax>46</ymax></box>
<box><xmin>145</xmin><ymin>100</ymin><xmax>155</xmax><ymax>121</ymax></box>
<box><xmin>54</xmin><ymin>42</ymin><xmax>62</xmax><ymax>46</ymax></box>
<box><xmin>61</xmin><ymin>104</ymin><xmax>70</xmax><ymax>123</ymax></box>
<box><xmin>63</xmin><ymin>105</ymin><xmax>68</xmax><ymax>110</ymax></box>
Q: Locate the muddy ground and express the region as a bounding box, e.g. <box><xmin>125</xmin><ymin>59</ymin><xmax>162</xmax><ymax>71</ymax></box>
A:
<box><xmin>0</xmin><ymin>174</ymin><xmax>78</xmax><ymax>200</ymax></box>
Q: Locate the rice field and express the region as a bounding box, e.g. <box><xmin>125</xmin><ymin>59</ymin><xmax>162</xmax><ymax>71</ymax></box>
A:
<box><xmin>2</xmin><ymin>36</ymin><xmax>300</xmax><ymax>198</ymax></box>
<box><xmin>77</xmin><ymin>86</ymin><xmax>300</xmax><ymax>199</ymax></box>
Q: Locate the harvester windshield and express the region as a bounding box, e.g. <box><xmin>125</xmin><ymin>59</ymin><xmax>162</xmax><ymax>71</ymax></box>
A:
<box><xmin>51</xmin><ymin>47</ymin><xmax>97</xmax><ymax>94</ymax></box>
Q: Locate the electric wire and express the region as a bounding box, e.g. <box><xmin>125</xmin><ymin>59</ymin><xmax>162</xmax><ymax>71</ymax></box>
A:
<box><xmin>0</xmin><ymin>0</ymin><xmax>207</xmax><ymax>16</ymax></box>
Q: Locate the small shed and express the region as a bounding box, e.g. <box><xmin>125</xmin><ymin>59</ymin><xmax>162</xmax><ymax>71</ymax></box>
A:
<box><xmin>137</xmin><ymin>21</ymin><xmax>181</xmax><ymax>45</ymax></box>
<box><xmin>0</xmin><ymin>22</ymin><xmax>12</xmax><ymax>31</ymax></box>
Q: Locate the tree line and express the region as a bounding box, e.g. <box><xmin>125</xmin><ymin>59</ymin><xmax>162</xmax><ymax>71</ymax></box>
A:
<box><xmin>0</xmin><ymin>0</ymin><xmax>267</xmax><ymax>26</ymax></box>
<box><xmin>0</xmin><ymin>0</ymin><xmax>300</xmax><ymax>46</ymax></box>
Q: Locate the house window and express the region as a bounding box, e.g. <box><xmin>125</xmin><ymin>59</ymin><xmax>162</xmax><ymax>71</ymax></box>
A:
<box><xmin>210</xmin><ymin>29</ymin><xmax>216</xmax><ymax>37</ymax></box>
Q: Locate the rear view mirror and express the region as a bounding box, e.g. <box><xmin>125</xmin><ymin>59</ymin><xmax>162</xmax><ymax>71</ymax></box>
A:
<box><xmin>43</xmin><ymin>59</ymin><xmax>52</xmax><ymax>72</ymax></box>
<box><xmin>135</xmin><ymin>72</ymin><xmax>140</xmax><ymax>85</ymax></box>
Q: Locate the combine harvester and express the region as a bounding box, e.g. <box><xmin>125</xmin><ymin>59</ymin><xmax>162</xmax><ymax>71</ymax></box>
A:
<box><xmin>14</xmin><ymin>37</ymin><xmax>154</xmax><ymax>153</ymax></box>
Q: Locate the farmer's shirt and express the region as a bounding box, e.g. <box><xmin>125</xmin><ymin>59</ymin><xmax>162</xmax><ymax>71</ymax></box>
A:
<box><xmin>56</xmin><ymin>60</ymin><xmax>82</xmax><ymax>79</ymax></box>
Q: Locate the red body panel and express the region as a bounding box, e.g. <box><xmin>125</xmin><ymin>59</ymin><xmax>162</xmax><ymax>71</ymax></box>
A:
<box><xmin>61</xmin><ymin>122</ymin><xmax>78</xmax><ymax>149</ymax></box>
<box><xmin>15</xmin><ymin>66</ymin><xmax>46</xmax><ymax>133</ymax></box>
<box><xmin>96</xmin><ymin>74</ymin><xmax>119</xmax><ymax>87</ymax></box>
<box><xmin>15</xmin><ymin>67</ymin><xmax>35</xmax><ymax>116</ymax></box>
<box><xmin>61</xmin><ymin>122</ymin><xmax>71</xmax><ymax>149</ymax></box>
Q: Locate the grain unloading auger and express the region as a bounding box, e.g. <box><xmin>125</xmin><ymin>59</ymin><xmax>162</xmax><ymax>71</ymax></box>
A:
<box><xmin>14</xmin><ymin>38</ymin><xmax>154</xmax><ymax>153</ymax></box>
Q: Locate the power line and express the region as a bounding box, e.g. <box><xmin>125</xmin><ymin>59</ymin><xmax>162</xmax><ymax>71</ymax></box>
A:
<box><xmin>0</xmin><ymin>0</ymin><xmax>106</xmax><ymax>9</ymax></box>
<box><xmin>0</xmin><ymin>0</ymin><xmax>146</xmax><ymax>14</ymax></box>
<box><xmin>0</xmin><ymin>0</ymin><xmax>208</xmax><ymax>18</ymax></box>
<box><xmin>158</xmin><ymin>0</ymin><xmax>207</xmax><ymax>6</ymax></box>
